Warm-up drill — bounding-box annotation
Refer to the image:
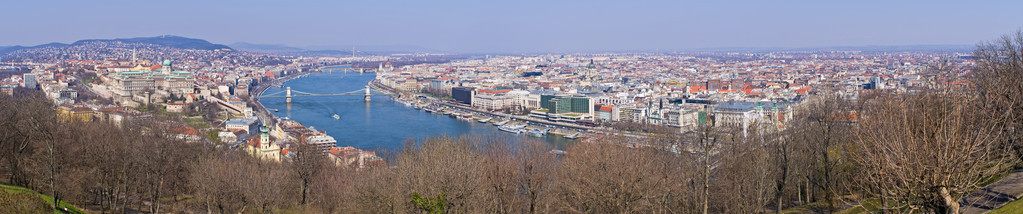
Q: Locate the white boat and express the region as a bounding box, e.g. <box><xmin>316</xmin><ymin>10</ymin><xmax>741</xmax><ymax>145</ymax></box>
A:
<box><xmin>477</xmin><ymin>118</ymin><xmax>491</xmax><ymax>123</ymax></box>
<box><xmin>332</xmin><ymin>114</ymin><xmax>340</xmax><ymax>120</ymax></box>
<box><xmin>564</xmin><ymin>132</ymin><xmax>580</xmax><ymax>139</ymax></box>
<box><xmin>498</xmin><ymin>124</ymin><xmax>526</xmax><ymax>134</ymax></box>
<box><xmin>494</xmin><ymin>120</ymin><xmax>509</xmax><ymax>126</ymax></box>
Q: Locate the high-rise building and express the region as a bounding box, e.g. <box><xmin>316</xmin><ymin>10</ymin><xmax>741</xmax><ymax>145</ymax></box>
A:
<box><xmin>22</xmin><ymin>74</ymin><xmax>37</xmax><ymax>89</ymax></box>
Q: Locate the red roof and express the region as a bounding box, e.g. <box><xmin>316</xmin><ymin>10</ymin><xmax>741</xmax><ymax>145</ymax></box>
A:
<box><xmin>794</xmin><ymin>86</ymin><xmax>812</xmax><ymax>95</ymax></box>
<box><xmin>599</xmin><ymin>106</ymin><xmax>613</xmax><ymax>112</ymax></box>
<box><xmin>171</xmin><ymin>125</ymin><xmax>201</xmax><ymax>136</ymax></box>
<box><xmin>248</xmin><ymin>137</ymin><xmax>261</xmax><ymax>147</ymax></box>
<box><xmin>479</xmin><ymin>89</ymin><xmax>512</xmax><ymax>94</ymax></box>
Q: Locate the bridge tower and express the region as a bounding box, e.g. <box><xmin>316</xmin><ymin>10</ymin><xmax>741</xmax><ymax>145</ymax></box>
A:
<box><xmin>364</xmin><ymin>85</ymin><xmax>371</xmax><ymax>102</ymax></box>
<box><xmin>286</xmin><ymin>87</ymin><xmax>292</xmax><ymax>103</ymax></box>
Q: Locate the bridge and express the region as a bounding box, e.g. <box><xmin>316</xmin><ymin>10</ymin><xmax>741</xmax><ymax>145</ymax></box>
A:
<box><xmin>257</xmin><ymin>85</ymin><xmax>396</xmax><ymax>103</ymax></box>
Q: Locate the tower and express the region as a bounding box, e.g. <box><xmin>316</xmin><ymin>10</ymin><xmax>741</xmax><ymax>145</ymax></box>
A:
<box><xmin>285</xmin><ymin>87</ymin><xmax>292</xmax><ymax>103</ymax></box>
<box><xmin>364</xmin><ymin>85</ymin><xmax>371</xmax><ymax>102</ymax></box>
<box><xmin>260</xmin><ymin>126</ymin><xmax>270</xmax><ymax>150</ymax></box>
<box><xmin>162</xmin><ymin>59</ymin><xmax>172</xmax><ymax>75</ymax></box>
<box><xmin>586</xmin><ymin>59</ymin><xmax>597</xmax><ymax>81</ymax></box>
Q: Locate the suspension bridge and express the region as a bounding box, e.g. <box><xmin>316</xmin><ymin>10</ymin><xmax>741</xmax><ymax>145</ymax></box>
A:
<box><xmin>257</xmin><ymin>85</ymin><xmax>396</xmax><ymax>103</ymax></box>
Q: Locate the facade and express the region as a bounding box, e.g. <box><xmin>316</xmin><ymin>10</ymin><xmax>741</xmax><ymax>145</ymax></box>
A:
<box><xmin>452</xmin><ymin>87</ymin><xmax>474</xmax><ymax>104</ymax></box>
<box><xmin>57</xmin><ymin>105</ymin><xmax>94</xmax><ymax>122</ymax></box>
<box><xmin>110</xmin><ymin>59</ymin><xmax>194</xmax><ymax>97</ymax></box>
<box><xmin>544</xmin><ymin>96</ymin><xmax>592</xmax><ymax>114</ymax></box>
<box><xmin>472</xmin><ymin>93</ymin><xmax>517</xmax><ymax>111</ymax></box>
<box><xmin>23</xmin><ymin>73</ymin><xmax>37</xmax><ymax>89</ymax></box>
<box><xmin>305</xmin><ymin>134</ymin><xmax>337</xmax><ymax>152</ymax></box>
<box><xmin>225</xmin><ymin>117</ymin><xmax>260</xmax><ymax>136</ymax></box>
<box><xmin>714</xmin><ymin>100</ymin><xmax>792</xmax><ymax>136</ymax></box>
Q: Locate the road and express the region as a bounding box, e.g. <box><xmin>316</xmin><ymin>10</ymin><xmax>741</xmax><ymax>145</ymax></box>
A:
<box><xmin>960</xmin><ymin>168</ymin><xmax>1023</xmax><ymax>213</ymax></box>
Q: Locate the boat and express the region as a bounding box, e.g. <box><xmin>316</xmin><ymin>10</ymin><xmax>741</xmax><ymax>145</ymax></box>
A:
<box><xmin>477</xmin><ymin>118</ymin><xmax>491</xmax><ymax>123</ymax></box>
<box><xmin>424</xmin><ymin>108</ymin><xmax>435</xmax><ymax>113</ymax></box>
<box><xmin>564</xmin><ymin>132</ymin><xmax>580</xmax><ymax>139</ymax></box>
<box><xmin>527</xmin><ymin>128</ymin><xmax>550</xmax><ymax>137</ymax></box>
<box><xmin>272</xmin><ymin>108</ymin><xmax>279</xmax><ymax>112</ymax></box>
<box><xmin>332</xmin><ymin>114</ymin><xmax>340</xmax><ymax>120</ymax></box>
<box><xmin>498</xmin><ymin>125</ymin><xmax>526</xmax><ymax>134</ymax></box>
<box><xmin>494</xmin><ymin>120</ymin><xmax>509</xmax><ymax>126</ymax></box>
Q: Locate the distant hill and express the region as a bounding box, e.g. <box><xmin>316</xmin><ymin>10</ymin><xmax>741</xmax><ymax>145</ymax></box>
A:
<box><xmin>0</xmin><ymin>43</ymin><xmax>70</xmax><ymax>55</ymax></box>
<box><xmin>1</xmin><ymin>36</ymin><xmax>232</xmax><ymax>56</ymax></box>
<box><xmin>71</xmin><ymin>35</ymin><xmax>232</xmax><ymax>50</ymax></box>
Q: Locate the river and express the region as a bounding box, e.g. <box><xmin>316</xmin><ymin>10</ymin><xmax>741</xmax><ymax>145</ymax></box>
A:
<box><xmin>258</xmin><ymin>66</ymin><xmax>576</xmax><ymax>153</ymax></box>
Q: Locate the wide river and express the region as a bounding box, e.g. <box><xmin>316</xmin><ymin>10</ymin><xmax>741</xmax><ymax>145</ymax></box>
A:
<box><xmin>259</xmin><ymin>66</ymin><xmax>575</xmax><ymax>153</ymax></box>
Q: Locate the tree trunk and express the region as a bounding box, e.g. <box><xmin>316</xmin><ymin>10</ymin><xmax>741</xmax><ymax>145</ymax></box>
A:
<box><xmin>48</xmin><ymin>140</ymin><xmax>58</xmax><ymax>211</ymax></box>
<box><xmin>797</xmin><ymin>180</ymin><xmax>802</xmax><ymax>205</ymax></box>
<box><xmin>703</xmin><ymin>151</ymin><xmax>710</xmax><ymax>214</ymax></box>
<box><xmin>939</xmin><ymin>187</ymin><xmax>960</xmax><ymax>214</ymax></box>
<box><xmin>301</xmin><ymin>179</ymin><xmax>308</xmax><ymax>205</ymax></box>
<box><xmin>776</xmin><ymin>164</ymin><xmax>788</xmax><ymax>214</ymax></box>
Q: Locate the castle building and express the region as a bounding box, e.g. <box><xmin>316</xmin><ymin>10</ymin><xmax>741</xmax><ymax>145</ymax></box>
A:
<box><xmin>110</xmin><ymin>59</ymin><xmax>194</xmax><ymax>97</ymax></box>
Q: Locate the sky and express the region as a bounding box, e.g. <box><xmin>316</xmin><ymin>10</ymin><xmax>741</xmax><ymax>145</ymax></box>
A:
<box><xmin>0</xmin><ymin>0</ymin><xmax>1021</xmax><ymax>53</ymax></box>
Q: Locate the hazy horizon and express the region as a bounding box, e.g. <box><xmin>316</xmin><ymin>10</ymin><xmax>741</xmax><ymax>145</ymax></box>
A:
<box><xmin>1</xmin><ymin>0</ymin><xmax>1020</xmax><ymax>53</ymax></box>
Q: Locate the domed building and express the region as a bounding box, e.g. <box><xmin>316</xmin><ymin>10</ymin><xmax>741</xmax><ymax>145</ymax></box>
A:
<box><xmin>110</xmin><ymin>59</ymin><xmax>195</xmax><ymax>99</ymax></box>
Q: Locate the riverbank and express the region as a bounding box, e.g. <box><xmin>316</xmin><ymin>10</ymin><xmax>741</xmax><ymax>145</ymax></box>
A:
<box><xmin>369</xmin><ymin>80</ymin><xmax>598</xmax><ymax>141</ymax></box>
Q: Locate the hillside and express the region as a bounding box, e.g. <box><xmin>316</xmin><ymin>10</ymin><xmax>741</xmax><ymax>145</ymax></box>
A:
<box><xmin>1</xmin><ymin>183</ymin><xmax>85</xmax><ymax>214</ymax></box>
<box><xmin>0</xmin><ymin>43</ymin><xmax>70</xmax><ymax>55</ymax></box>
<box><xmin>1</xmin><ymin>36</ymin><xmax>232</xmax><ymax>56</ymax></box>
<box><xmin>71</xmin><ymin>35</ymin><xmax>232</xmax><ymax>50</ymax></box>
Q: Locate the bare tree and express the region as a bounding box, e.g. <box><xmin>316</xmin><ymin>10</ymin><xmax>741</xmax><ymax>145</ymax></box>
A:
<box><xmin>690</xmin><ymin>125</ymin><xmax>731</xmax><ymax>214</ymax></box>
<box><xmin>973</xmin><ymin>29</ymin><xmax>1023</xmax><ymax>157</ymax></box>
<box><xmin>790</xmin><ymin>92</ymin><xmax>855</xmax><ymax>211</ymax></box>
<box><xmin>289</xmin><ymin>142</ymin><xmax>327</xmax><ymax>205</ymax></box>
<box><xmin>855</xmin><ymin>90</ymin><xmax>1017</xmax><ymax>214</ymax></box>
<box><xmin>511</xmin><ymin>140</ymin><xmax>557</xmax><ymax>214</ymax></box>
<box><xmin>392</xmin><ymin>136</ymin><xmax>489</xmax><ymax>213</ymax></box>
<box><xmin>555</xmin><ymin>135</ymin><xmax>693</xmax><ymax>213</ymax></box>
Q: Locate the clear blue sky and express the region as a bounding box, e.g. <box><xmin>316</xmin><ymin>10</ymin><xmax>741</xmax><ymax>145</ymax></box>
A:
<box><xmin>1</xmin><ymin>0</ymin><xmax>1020</xmax><ymax>53</ymax></box>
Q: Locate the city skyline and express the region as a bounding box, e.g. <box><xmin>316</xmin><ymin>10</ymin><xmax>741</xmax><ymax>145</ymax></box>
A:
<box><xmin>2</xmin><ymin>0</ymin><xmax>1021</xmax><ymax>53</ymax></box>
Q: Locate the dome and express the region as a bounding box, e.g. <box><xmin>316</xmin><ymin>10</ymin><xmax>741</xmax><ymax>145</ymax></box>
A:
<box><xmin>163</xmin><ymin>59</ymin><xmax>172</xmax><ymax>66</ymax></box>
